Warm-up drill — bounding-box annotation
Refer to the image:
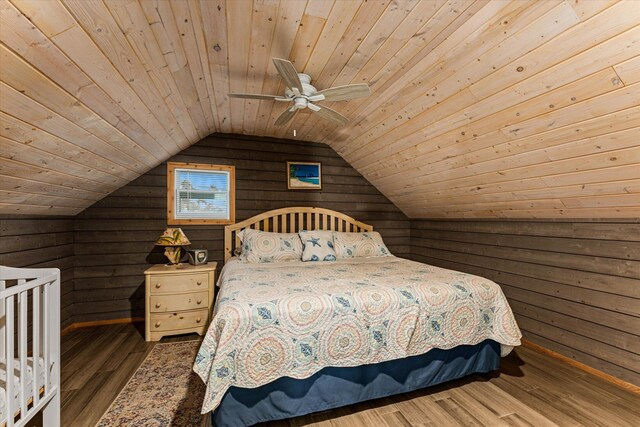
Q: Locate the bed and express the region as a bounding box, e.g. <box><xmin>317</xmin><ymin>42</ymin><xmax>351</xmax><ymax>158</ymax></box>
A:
<box><xmin>194</xmin><ymin>207</ymin><xmax>521</xmax><ymax>426</ymax></box>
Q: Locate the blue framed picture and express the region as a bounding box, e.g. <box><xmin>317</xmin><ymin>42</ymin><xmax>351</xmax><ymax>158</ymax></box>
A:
<box><xmin>287</xmin><ymin>161</ymin><xmax>322</xmax><ymax>190</ymax></box>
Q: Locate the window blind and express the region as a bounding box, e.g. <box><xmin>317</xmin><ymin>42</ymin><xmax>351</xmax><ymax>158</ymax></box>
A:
<box><xmin>174</xmin><ymin>168</ymin><xmax>230</xmax><ymax>220</ymax></box>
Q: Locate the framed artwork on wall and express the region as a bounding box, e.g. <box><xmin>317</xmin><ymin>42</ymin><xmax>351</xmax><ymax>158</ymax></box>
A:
<box><xmin>287</xmin><ymin>161</ymin><xmax>322</xmax><ymax>190</ymax></box>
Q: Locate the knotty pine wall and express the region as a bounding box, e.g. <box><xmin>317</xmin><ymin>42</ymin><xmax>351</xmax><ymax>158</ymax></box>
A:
<box><xmin>410</xmin><ymin>219</ymin><xmax>640</xmax><ymax>385</ymax></box>
<box><xmin>0</xmin><ymin>216</ymin><xmax>75</xmax><ymax>330</ymax></box>
<box><xmin>73</xmin><ymin>134</ymin><xmax>410</xmax><ymax>323</ymax></box>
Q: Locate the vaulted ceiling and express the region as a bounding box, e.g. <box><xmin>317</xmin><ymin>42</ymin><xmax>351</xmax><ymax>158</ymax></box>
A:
<box><xmin>1</xmin><ymin>0</ymin><xmax>639</xmax><ymax>218</ymax></box>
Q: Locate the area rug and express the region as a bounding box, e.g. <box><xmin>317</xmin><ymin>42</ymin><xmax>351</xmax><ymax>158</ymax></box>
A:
<box><xmin>96</xmin><ymin>340</ymin><xmax>205</xmax><ymax>427</ymax></box>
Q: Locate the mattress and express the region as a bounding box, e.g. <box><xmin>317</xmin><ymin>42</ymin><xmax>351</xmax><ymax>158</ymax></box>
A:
<box><xmin>194</xmin><ymin>256</ymin><xmax>522</xmax><ymax>413</ymax></box>
<box><xmin>0</xmin><ymin>357</ymin><xmax>45</xmax><ymax>423</ymax></box>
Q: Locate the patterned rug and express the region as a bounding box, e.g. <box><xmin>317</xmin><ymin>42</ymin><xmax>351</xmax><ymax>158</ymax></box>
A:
<box><xmin>97</xmin><ymin>341</ymin><xmax>206</xmax><ymax>427</ymax></box>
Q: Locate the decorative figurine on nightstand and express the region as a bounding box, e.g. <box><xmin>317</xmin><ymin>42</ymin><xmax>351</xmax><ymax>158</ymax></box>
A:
<box><xmin>155</xmin><ymin>228</ymin><xmax>191</xmax><ymax>265</ymax></box>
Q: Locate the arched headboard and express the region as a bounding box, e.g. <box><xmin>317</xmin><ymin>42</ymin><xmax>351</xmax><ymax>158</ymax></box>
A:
<box><xmin>224</xmin><ymin>207</ymin><xmax>373</xmax><ymax>262</ymax></box>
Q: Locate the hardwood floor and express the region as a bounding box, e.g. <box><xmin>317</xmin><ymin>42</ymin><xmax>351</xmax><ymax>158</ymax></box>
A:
<box><xmin>54</xmin><ymin>323</ymin><xmax>639</xmax><ymax>427</ymax></box>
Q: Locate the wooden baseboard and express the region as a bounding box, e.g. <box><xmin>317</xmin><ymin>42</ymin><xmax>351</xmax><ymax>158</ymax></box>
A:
<box><xmin>61</xmin><ymin>317</ymin><xmax>144</xmax><ymax>336</ymax></box>
<box><xmin>521</xmin><ymin>339</ymin><xmax>640</xmax><ymax>395</ymax></box>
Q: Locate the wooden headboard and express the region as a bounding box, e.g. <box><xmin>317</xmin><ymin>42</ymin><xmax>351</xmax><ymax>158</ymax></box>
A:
<box><xmin>224</xmin><ymin>207</ymin><xmax>373</xmax><ymax>262</ymax></box>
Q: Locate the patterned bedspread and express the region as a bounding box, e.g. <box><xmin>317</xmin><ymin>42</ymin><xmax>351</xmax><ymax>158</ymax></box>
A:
<box><xmin>194</xmin><ymin>256</ymin><xmax>522</xmax><ymax>413</ymax></box>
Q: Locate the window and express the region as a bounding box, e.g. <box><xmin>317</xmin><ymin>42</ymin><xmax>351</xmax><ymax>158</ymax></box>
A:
<box><xmin>167</xmin><ymin>162</ymin><xmax>235</xmax><ymax>225</ymax></box>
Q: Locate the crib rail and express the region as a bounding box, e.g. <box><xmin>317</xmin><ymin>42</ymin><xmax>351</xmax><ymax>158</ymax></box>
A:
<box><xmin>0</xmin><ymin>266</ymin><xmax>60</xmax><ymax>427</ymax></box>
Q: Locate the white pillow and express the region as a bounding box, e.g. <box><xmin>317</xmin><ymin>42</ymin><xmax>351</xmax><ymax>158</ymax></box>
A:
<box><xmin>299</xmin><ymin>230</ymin><xmax>337</xmax><ymax>262</ymax></box>
<box><xmin>333</xmin><ymin>231</ymin><xmax>391</xmax><ymax>258</ymax></box>
<box><xmin>237</xmin><ymin>229</ymin><xmax>303</xmax><ymax>263</ymax></box>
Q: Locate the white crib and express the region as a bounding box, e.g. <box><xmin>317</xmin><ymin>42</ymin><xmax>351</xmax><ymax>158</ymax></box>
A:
<box><xmin>0</xmin><ymin>266</ymin><xmax>60</xmax><ymax>427</ymax></box>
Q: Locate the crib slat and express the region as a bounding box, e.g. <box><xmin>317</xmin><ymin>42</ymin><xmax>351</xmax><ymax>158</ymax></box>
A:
<box><xmin>43</xmin><ymin>283</ymin><xmax>50</xmax><ymax>395</ymax></box>
<box><xmin>273</xmin><ymin>215</ymin><xmax>279</xmax><ymax>232</ymax></box>
<box><xmin>0</xmin><ymin>280</ymin><xmax>5</xmax><ymax>362</ymax></box>
<box><xmin>33</xmin><ymin>287</ymin><xmax>40</xmax><ymax>406</ymax></box>
<box><xmin>19</xmin><ymin>289</ymin><xmax>28</xmax><ymax>417</ymax></box>
<box><xmin>7</xmin><ymin>295</ymin><xmax>15</xmax><ymax>427</ymax></box>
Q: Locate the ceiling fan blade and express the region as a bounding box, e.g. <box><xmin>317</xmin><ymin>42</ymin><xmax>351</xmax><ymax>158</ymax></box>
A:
<box><xmin>307</xmin><ymin>94</ymin><xmax>325</xmax><ymax>102</ymax></box>
<box><xmin>228</xmin><ymin>93</ymin><xmax>287</xmax><ymax>101</ymax></box>
<box><xmin>316</xmin><ymin>84</ymin><xmax>371</xmax><ymax>102</ymax></box>
<box><xmin>274</xmin><ymin>107</ymin><xmax>298</xmax><ymax>126</ymax></box>
<box><xmin>311</xmin><ymin>104</ymin><xmax>349</xmax><ymax>126</ymax></box>
<box><xmin>272</xmin><ymin>58</ymin><xmax>303</xmax><ymax>92</ymax></box>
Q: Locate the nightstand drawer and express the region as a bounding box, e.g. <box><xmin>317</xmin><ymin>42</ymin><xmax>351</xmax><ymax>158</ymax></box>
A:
<box><xmin>150</xmin><ymin>309</ymin><xmax>209</xmax><ymax>332</ymax></box>
<box><xmin>148</xmin><ymin>272</ymin><xmax>208</xmax><ymax>294</ymax></box>
<box><xmin>150</xmin><ymin>291</ymin><xmax>209</xmax><ymax>313</ymax></box>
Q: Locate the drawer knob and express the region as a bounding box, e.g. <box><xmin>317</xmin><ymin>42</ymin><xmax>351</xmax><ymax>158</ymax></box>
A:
<box><xmin>196</xmin><ymin>317</ymin><xmax>202</xmax><ymax>324</ymax></box>
<box><xmin>155</xmin><ymin>321</ymin><xmax>161</xmax><ymax>328</ymax></box>
<box><xmin>197</xmin><ymin>281</ymin><xmax>202</xmax><ymax>286</ymax></box>
<box><xmin>196</xmin><ymin>298</ymin><xmax>203</xmax><ymax>305</ymax></box>
<box><xmin>155</xmin><ymin>303</ymin><xmax>161</xmax><ymax>308</ymax></box>
<box><xmin>155</xmin><ymin>283</ymin><xmax>161</xmax><ymax>289</ymax></box>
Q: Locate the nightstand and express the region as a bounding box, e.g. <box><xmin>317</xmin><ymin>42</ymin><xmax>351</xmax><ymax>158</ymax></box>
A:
<box><xmin>144</xmin><ymin>262</ymin><xmax>217</xmax><ymax>341</ymax></box>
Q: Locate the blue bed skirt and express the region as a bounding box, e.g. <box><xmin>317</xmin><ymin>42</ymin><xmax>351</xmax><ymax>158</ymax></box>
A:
<box><xmin>211</xmin><ymin>340</ymin><xmax>501</xmax><ymax>426</ymax></box>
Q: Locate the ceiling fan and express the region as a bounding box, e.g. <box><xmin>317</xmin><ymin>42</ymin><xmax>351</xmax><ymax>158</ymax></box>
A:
<box><xmin>228</xmin><ymin>58</ymin><xmax>371</xmax><ymax>126</ymax></box>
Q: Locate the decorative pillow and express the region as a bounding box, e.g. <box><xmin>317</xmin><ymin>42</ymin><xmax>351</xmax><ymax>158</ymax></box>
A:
<box><xmin>332</xmin><ymin>231</ymin><xmax>391</xmax><ymax>258</ymax></box>
<box><xmin>299</xmin><ymin>230</ymin><xmax>337</xmax><ymax>262</ymax></box>
<box><xmin>236</xmin><ymin>229</ymin><xmax>303</xmax><ymax>263</ymax></box>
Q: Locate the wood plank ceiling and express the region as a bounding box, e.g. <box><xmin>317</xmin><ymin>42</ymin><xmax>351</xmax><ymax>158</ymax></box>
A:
<box><xmin>1</xmin><ymin>0</ymin><xmax>639</xmax><ymax>218</ymax></box>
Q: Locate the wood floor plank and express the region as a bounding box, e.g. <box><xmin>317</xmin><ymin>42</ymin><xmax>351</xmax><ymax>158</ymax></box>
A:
<box><xmin>608</xmin><ymin>397</ymin><xmax>640</xmax><ymax>421</ymax></box>
<box><xmin>462</xmin><ymin>379</ymin><xmax>561</xmax><ymax>426</ymax></box>
<box><xmin>63</xmin><ymin>332</ymin><xmax>128</xmax><ymax>390</ymax></box>
<box><xmin>62</xmin><ymin>326</ymin><xmax>122</xmax><ymax>373</ymax></box>
<box><xmin>447</xmin><ymin>387</ymin><xmax>511</xmax><ymax>425</ymax></box>
<box><xmin>488</xmin><ymin>381</ymin><xmax>581</xmax><ymax>427</ymax></box>
<box><xmin>434</xmin><ymin>396</ymin><xmax>485</xmax><ymax>426</ymax></box>
<box><xmin>60</xmin><ymin>328</ymin><xmax>94</xmax><ymax>359</ymax></box>
<box><xmin>61</xmin><ymin>371</ymin><xmax>111</xmax><ymax>427</ymax></box>
<box><xmin>55</xmin><ymin>325</ymin><xmax>640</xmax><ymax>427</ymax></box>
<box><xmin>99</xmin><ymin>329</ymin><xmax>147</xmax><ymax>372</ymax></box>
<box><xmin>500</xmin><ymin>413</ymin><xmax>537</xmax><ymax>427</ymax></box>
<box><xmin>519</xmin><ymin>348</ymin><xmax>632</xmax><ymax>404</ymax></box>
<box><xmin>69</xmin><ymin>351</ymin><xmax>148</xmax><ymax>427</ymax></box>
<box><xmin>392</xmin><ymin>395</ymin><xmax>460</xmax><ymax>426</ymax></box>
<box><xmin>557</xmin><ymin>394</ymin><xmax>634</xmax><ymax>427</ymax></box>
<box><xmin>380</xmin><ymin>411</ymin><xmax>413</xmax><ymax>427</ymax></box>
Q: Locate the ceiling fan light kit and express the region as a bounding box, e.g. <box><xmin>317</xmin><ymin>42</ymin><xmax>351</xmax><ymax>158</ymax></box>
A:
<box><xmin>228</xmin><ymin>58</ymin><xmax>371</xmax><ymax>127</ymax></box>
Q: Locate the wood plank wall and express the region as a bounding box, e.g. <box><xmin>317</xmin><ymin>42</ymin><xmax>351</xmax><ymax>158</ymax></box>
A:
<box><xmin>410</xmin><ymin>219</ymin><xmax>640</xmax><ymax>385</ymax></box>
<box><xmin>0</xmin><ymin>216</ymin><xmax>74</xmax><ymax>329</ymax></box>
<box><xmin>73</xmin><ymin>134</ymin><xmax>410</xmax><ymax>323</ymax></box>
